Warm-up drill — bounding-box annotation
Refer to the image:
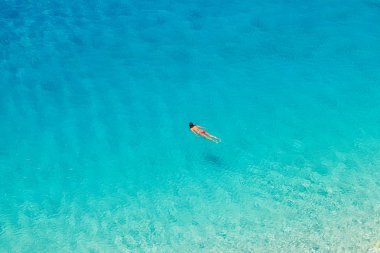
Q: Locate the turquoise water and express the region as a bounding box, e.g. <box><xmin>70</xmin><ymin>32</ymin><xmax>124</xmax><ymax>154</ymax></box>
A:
<box><xmin>1</xmin><ymin>0</ymin><xmax>380</xmax><ymax>251</ymax></box>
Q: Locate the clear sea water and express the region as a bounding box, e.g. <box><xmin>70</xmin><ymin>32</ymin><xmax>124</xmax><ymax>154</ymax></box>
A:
<box><xmin>1</xmin><ymin>0</ymin><xmax>380</xmax><ymax>252</ymax></box>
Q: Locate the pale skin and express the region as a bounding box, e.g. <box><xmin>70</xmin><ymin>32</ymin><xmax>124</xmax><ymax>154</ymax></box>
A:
<box><xmin>190</xmin><ymin>125</ymin><xmax>221</xmax><ymax>143</ymax></box>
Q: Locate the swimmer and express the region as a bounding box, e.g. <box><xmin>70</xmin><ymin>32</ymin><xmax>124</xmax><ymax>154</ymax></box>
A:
<box><xmin>189</xmin><ymin>122</ymin><xmax>221</xmax><ymax>143</ymax></box>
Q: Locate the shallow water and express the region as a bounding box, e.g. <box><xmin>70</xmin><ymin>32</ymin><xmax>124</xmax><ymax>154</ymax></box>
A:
<box><xmin>1</xmin><ymin>0</ymin><xmax>380</xmax><ymax>252</ymax></box>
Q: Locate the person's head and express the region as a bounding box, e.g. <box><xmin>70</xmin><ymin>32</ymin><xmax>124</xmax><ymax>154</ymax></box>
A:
<box><xmin>189</xmin><ymin>122</ymin><xmax>194</xmax><ymax>128</ymax></box>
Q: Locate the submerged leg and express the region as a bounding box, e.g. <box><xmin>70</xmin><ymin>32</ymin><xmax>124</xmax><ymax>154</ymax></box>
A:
<box><xmin>206</xmin><ymin>133</ymin><xmax>217</xmax><ymax>138</ymax></box>
<box><xmin>201</xmin><ymin>134</ymin><xmax>219</xmax><ymax>143</ymax></box>
<box><xmin>206</xmin><ymin>133</ymin><xmax>221</xmax><ymax>142</ymax></box>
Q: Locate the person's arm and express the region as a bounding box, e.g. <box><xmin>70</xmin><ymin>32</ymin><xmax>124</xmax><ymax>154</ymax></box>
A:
<box><xmin>191</xmin><ymin>129</ymin><xmax>200</xmax><ymax>137</ymax></box>
<box><xmin>198</xmin><ymin>125</ymin><xmax>207</xmax><ymax>129</ymax></box>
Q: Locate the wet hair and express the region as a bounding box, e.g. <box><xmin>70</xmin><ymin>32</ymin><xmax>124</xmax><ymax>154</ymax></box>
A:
<box><xmin>189</xmin><ymin>122</ymin><xmax>195</xmax><ymax>128</ymax></box>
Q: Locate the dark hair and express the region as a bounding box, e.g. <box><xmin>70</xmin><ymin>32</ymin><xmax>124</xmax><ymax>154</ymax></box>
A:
<box><xmin>189</xmin><ymin>122</ymin><xmax>194</xmax><ymax>128</ymax></box>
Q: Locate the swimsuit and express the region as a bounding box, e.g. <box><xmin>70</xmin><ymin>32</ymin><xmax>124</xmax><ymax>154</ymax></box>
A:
<box><xmin>199</xmin><ymin>130</ymin><xmax>206</xmax><ymax>134</ymax></box>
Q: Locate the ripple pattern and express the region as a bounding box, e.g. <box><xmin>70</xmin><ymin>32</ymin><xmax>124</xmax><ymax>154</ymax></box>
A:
<box><xmin>1</xmin><ymin>0</ymin><xmax>380</xmax><ymax>252</ymax></box>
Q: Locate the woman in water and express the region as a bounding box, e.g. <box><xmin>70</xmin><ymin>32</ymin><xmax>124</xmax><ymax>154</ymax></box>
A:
<box><xmin>189</xmin><ymin>122</ymin><xmax>221</xmax><ymax>143</ymax></box>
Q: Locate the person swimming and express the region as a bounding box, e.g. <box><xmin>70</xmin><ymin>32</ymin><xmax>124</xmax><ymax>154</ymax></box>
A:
<box><xmin>189</xmin><ymin>122</ymin><xmax>221</xmax><ymax>143</ymax></box>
